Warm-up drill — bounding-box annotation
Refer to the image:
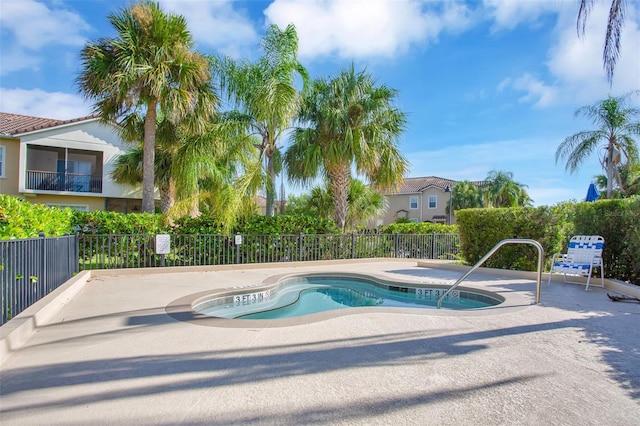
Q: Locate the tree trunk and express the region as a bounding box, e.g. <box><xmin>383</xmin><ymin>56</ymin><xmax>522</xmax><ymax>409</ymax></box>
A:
<box><xmin>188</xmin><ymin>192</ymin><xmax>201</xmax><ymax>218</ymax></box>
<box><xmin>328</xmin><ymin>163</ymin><xmax>350</xmax><ymax>232</ymax></box>
<box><xmin>142</xmin><ymin>101</ymin><xmax>157</xmax><ymax>213</ymax></box>
<box><xmin>265</xmin><ymin>153</ymin><xmax>276</xmax><ymax>216</ymax></box>
<box><xmin>606</xmin><ymin>144</ymin><xmax>614</xmax><ymax>198</ymax></box>
<box><xmin>159</xmin><ymin>180</ymin><xmax>174</xmax><ymax>213</ymax></box>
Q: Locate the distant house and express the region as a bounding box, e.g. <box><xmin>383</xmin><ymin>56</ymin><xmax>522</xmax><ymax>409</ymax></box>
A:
<box><xmin>378</xmin><ymin>176</ymin><xmax>457</xmax><ymax>226</ymax></box>
<box><xmin>0</xmin><ymin>112</ymin><xmax>152</xmax><ymax>212</ymax></box>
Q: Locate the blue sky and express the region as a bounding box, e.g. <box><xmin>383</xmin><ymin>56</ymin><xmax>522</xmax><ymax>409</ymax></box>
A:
<box><xmin>1</xmin><ymin>0</ymin><xmax>639</xmax><ymax>206</ymax></box>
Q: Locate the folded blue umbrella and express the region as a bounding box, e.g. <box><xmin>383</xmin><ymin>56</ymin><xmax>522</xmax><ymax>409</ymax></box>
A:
<box><xmin>586</xmin><ymin>183</ymin><xmax>600</xmax><ymax>202</ymax></box>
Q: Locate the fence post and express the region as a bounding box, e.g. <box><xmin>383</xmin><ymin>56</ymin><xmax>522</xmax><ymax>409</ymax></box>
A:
<box><xmin>67</xmin><ymin>234</ymin><xmax>72</xmax><ymax>280</ymax></box>
<box><xmin>39</xmin><ymin>232</ymin><xmax>46</xmax><ymax>297</ymax></box>
<box><xmin>351</xmin><ymin>232</ymin><xmax>356</xmax><ymax>259</ymax></box>
<box><xmin>394</xmin><ymin>233</ymin><xmax>399</xmax><ymax>258</ymax></box>
<box><xmin>75</xmin><ymin>232</ymin><xmax>80</xmax><ymax>273</ymax></box>
<box><xmin>235</xmin><ymin>233</ymin><xmax>241</xmax><ymax>265</ymax></box>
<box><xmin>432</xmin><ymin>233</ymin><xmax>436</xmax><ymax>259</ymax></box>
<box><xmin>299</xmin><ymin>233</ymin><xmax>304</xmax><ymax>261</ymax></box>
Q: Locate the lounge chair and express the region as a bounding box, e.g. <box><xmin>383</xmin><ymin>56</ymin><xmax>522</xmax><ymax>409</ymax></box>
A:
<box><xmin>548</xmin><ymin>235</ymin><xmax>605</xmax><ymax>291</ymax></box>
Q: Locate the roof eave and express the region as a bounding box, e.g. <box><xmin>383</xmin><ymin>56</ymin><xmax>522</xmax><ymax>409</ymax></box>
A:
<box><xmin>12</xmin><ymin>116</ymin><xmax>102</xmax><ymax>137</ymax></box>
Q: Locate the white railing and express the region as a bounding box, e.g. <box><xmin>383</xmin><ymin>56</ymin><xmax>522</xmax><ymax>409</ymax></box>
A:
<box><xmin>436</xmin><ymin>238</ymin><xmax>544</xmax><ymax>308</ymax></box>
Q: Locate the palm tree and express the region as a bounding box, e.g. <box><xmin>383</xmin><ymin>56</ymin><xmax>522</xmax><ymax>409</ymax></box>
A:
<box><xmin>77</xmin><ymin>1</ymin><xmax>216</xmax><ymax>213</ymax></box>
<box><xmin>111</xmin><ymin>146</ymin><xmax>173</xmax><ymax>211</ymax></box>
<box><xmin>285</xmin><ymin>65</ymin><xmax>408</xmax><ymax>231</ymax></box>
<box><xmin>112</xmin><ymin>111</ymin><xmax>180</xmax><ymax>212</ymax></box>
<box><xmin>556</xmin><ymin>92</ymin><xmax>640</xmax><ymax>198</ymax></box>
<box><xmin>171</xmin><ymin>119</ymin><xmax>260</xmax><ymax>221</ymax></box>
<box><xmin>289</xmin><ymin>179</ymin><xmax>386</xmax><ymax>230</ymax></box>
<box><xmin>448</xmin><ymin>180</ymin><xmax>484</xmax><ymax>215</ymax></box>
<box><xmin>213</xmin><ymin>24</ymin><xmax>308</xmax><ymax>216</ymax></box>
<box><xmin>113</xmin><ymin>110</ymin><xmax>259</xmax><ymax>222</ymax></box>
<box><xmin>577</xmin><ymin>0</ymin><xmax>630</xmax><ymax>84</ymax></box>
<box><xmin>594</xmin><ymin>162</ymin><xmax>640</xmax><ymax>197</ymax></box>
<box><xmin>483</xmin><ymin>170</ymin><xmax>532</xmax><ymax>208</ymax></box>
<box><xmin>344</xmin><ymin>179</ymin><xmax>387</xmax><ymax>230</ymax></box>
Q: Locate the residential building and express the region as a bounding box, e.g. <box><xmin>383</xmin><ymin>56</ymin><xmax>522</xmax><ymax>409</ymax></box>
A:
<box><xmin>378</xmin><ymin>176</ymin><xmax>457</xmax><ymax>226</ymax></box>
<box><xmin>0</xmin><ymin>112</ymin><xmax>151</xmax><ymax>212</ymax></box>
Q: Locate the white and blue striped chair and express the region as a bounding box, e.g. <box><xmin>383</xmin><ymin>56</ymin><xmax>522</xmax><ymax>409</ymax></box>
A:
<box><xmin>548</xmin><ymin>235</ymin><xmax>605</xmax><ymax>291</ymax></box>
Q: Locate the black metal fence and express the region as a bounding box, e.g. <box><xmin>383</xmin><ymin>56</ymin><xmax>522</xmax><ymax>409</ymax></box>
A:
<box><xmin>1</xmin><ymin>232</ymin><xmax>459</xmax><ymax>325</ymax></box>
<box><xmin>1</xmin><ymin>234</ymin><xmax>79</xmax><ymax>325</ymax></box>
<box><xmin>78</xmin><ymin>233</ymin><xmax>460</xmax><ymax>269</ymax></box>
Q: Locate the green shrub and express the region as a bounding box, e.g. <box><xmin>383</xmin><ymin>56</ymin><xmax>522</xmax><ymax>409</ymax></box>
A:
<box><xmin>234</xmin><ymin>214</ymin><xmax>339</xmax><ymax>235</ymax></box>
<box><xmin>0</xmin><ymin>195</ymin><xmax>76</xmax><ymax>239</ymax></box>
<box><xmin>456</xmin><ymin>200</ymin><xmax>639</xmax><ymax>284</ymax></box>
<box><xmin>170</xmin><ymin>216</ymin><xmax>225</xmax><ymax>234</ymax></box>
<box><xmin>572</xmin><ymin>197</ymin><xmax>639</xmax><ymax>284</ymax></box>
<box><xmin>381</xmin><ymin>222</ymin><xmax>458</xmax><ymax>234</ymax></box>
<box><xmin>73</xmin><ymin>210</ymin><xmax>166</xmax><ymax>235</ymax></box>
<box><xmin>455</xmin><ymin>206</ymin><xmax>573</xmax><ymax>271</ymax></box>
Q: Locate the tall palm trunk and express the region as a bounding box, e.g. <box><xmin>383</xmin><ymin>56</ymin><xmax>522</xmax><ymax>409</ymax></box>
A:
<box><xmin>606</xmin><ymin>144</ymin><xmax>615</xmax><ymax>198</ymax></box>
<box><xmin>142</xmin><ymin>101</ymin><xmax>157</xmax><ymax>213</ymax></box>
<box><xmin>265</xmin><ymin>153</ymin><xmax>276</xmax><ymax>216</ymax></box>
<box><xmin>328</xmin><ymin>164</ymin><xmax>351</xmax><ymax>232</ymax></box>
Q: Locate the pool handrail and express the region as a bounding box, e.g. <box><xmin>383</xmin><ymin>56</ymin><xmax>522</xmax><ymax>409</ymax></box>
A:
<box><xmin>436</xmin><ymin>238</ymin><xmax>544</xmax><ymax>308</ymax></box>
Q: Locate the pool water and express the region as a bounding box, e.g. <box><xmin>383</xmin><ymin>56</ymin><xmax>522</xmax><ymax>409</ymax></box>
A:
<box><xmin>194</xmin><ymin>275</ymin><xmax>503</xmax><ymax>320</ymax></box>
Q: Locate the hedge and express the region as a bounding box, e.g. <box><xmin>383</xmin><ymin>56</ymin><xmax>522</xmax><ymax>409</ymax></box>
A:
<box><xmin>0</xmin><ymin>195</ymin><xmax>337</xmax><ymax>238</ymax></box>
<box><xmin>380</xmin><ymin>222</ymin><xmax>458</xmax><ymax>234</ymax></box>
<box><xmin>0</xmin><ymin>194</ymin><xmax>76</xmax><ymax>239</ymax></box>
<box><xmin>2</xmin><ymin>194</ymin><xmax>638</xmax><ymax>284</ymax></box>
<box><xmin>455</xmin><ymin>198</ymin><xmax>639</xmax><ymax>284</ymax></box>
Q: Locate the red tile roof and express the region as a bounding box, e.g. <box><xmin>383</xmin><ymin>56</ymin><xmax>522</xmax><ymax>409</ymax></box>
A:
<box><xmin>0</xmin><ymin>112</ymin><xmax>98</xmax><ymax>136</ymax></box>
<box><xmin>394</xmin><ymin>176</ymin><xmax>457</xmax><ymax>193</ymax></box>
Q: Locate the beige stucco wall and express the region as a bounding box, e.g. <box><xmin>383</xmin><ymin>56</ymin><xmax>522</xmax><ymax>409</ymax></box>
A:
<box><xmin>0</xmin><ymin>137</ymin><xmax>20</xmax><ymax>196</ymax></box>
<box><xmin>379</xmin><ymin>188</ymin><xmax>455</xmax><ymax>226</ymax></box>
<box><xmin>21</xmin><ymin>194</ymin><xmax>106</xmax><ymax>211</ymax></box>
<box><xmin>17</xmin><ymin>120</ymin><xmax>148</xmax><ymax>200</ymax></box>
<box><xmin>0</xmin><ymin>120</ymin><xmax>158</xmax><ymax>213</ymax></box>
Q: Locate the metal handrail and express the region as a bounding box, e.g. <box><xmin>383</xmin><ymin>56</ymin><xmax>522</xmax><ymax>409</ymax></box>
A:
<box><xmin>436</xmin><ymin>238</ymin><xmax>544</xmax><ymax>308</ymax></box>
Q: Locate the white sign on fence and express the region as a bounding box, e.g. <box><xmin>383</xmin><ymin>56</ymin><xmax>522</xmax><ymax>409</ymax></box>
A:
<box><xmin>155</xmin><ymin>234</ymin><xmax>171</xmax><ymax>254</ymax></box>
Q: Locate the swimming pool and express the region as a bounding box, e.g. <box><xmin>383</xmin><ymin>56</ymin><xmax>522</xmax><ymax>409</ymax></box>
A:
<box><xmin>192</xmin><ymin>273</ymin><xmax>504</xmax><ymax>320</ymax></box>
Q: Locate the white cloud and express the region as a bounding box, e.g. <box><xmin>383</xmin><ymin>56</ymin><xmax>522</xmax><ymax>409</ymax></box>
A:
<box><xmin>495</xmin><ymin>2</ymin><xmax>640</xmax><ymax>108</ymax></box>
<box><xmin>499</xmin><ymin>74</ymin><xmax>558</xmax><ymax>108</ymax></box>
<box><xmin>0</xmin><ymin>88</ymin><xmax>91</xmax><ymax>120</ymax></box>
<box><xmin>264</xmin><ymin>0</ymin><xmax>475</xmax><ymax>59</ymax></box>
<box><xmin>483</xmin><ymin>0</ymin><xmax>565</xmax><ymax>31</ymax></box>
<box><xmin>0</xmin><ymin>47</ymin><xmax>40</xmax><ymax>76</ymax></box>
<box><xmin>0</xmin><ymin>0</ymin><xmax>89</xmax><ymax>49</ymax></box>
<box><xmin>158</xmin><ymin>0</ymin><xmax>259</xmax><ymax>57</ymax></box>
<box><xmin>546</xmin><ymin>3</ymin><xmax>640</xmax><ymax>100</ymax></box>
<box><xmin>0</xmin><ymin>0</ymin><xmax>90</xmax><ymax>74</ymax></box>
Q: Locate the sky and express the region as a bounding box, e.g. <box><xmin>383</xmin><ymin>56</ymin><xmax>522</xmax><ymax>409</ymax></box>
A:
<box><xmin>1</xmin><ymin>0</ymin><xmax>639</xmax><ymax>206</ymax></box>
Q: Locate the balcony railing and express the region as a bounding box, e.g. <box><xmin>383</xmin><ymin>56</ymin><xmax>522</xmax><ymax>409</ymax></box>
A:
<box><xmin>26</xmin><ymin>170</ymin><xmax>103</xmax><ymax>193</ymax></box>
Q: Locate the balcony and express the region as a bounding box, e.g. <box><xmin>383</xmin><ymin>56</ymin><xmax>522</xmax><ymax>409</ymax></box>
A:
<box><xmin>26</xmin><ymin>170</ymin><xmax>103</xmax><ymax>194</ymax></box>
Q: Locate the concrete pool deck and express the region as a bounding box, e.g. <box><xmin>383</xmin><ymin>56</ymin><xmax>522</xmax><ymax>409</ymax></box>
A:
<box><xmin>1</xmin><ymin>259</ymin><xmax>639</xmax><ymax>425</ymax></box>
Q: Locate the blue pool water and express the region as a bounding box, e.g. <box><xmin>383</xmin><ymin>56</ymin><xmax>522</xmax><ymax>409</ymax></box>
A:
<box><xmin>194</xmin><ymin>275</ymin><xmax>503</xmax><ymax>320</ymax></box>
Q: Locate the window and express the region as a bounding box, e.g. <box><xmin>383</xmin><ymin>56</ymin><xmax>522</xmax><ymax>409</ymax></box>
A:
<box><xmin>428</xmin><ymin>195</ymin><xmax>437</xmax><ymax>209</ymax></box>
<box><xmin>409</xmin><ymin>196</ymin><xmax>418</xmax><ymax>209</ymax></box>
<box><xmin>0</xmin><ymin>146</ymin><xmax>5</xmax><ymax>177</ymax></box>
<box><xmin>408</xmin><ymin>218</ymin><xmax>419</xmax><ymax>223</ymax></box>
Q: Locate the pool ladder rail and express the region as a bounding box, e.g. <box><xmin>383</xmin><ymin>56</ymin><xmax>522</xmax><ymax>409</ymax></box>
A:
<box><xmin>436</xmin><ymin>238</ymin><xmax>544</xmax><ymax>309</ymax></box>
